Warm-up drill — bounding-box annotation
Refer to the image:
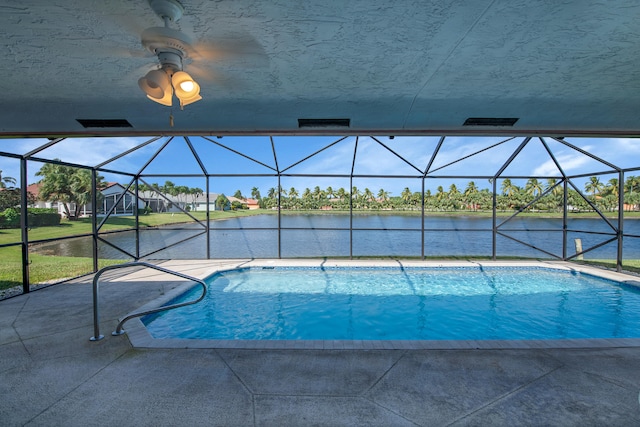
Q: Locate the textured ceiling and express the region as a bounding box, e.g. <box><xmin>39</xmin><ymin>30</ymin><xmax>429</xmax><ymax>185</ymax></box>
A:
<box><xmin>1</xmin><ymin>0</ymin><xmax>639</xmax><ymax>136</ymax></box>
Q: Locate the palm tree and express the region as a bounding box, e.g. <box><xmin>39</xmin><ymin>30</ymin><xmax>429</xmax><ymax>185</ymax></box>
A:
<box><xmin>362</xmin><ymin>188</ymin><xmax>374</xmax><ymax>208</ymax></box>
<box><xmin>584</xmin><ymin>176</ymin><xmax>604</xmax><ymax>198</ymax></box>
<box><xmin>251</xmin><ymin>186</ymin><xmax>261</xmax><ymax>200</ymax></box>
<box><xmin>351</xmin><ymin>186</ymin><xmax>362</xmax><ymax>207</ymax></box>
<box><xmin>267</xmin><ymin>187</ymin><xmax>276</xmax><ymax>200</ymax></box>
<box><xmin>448</xmin><ymin>184</ymin><xmax>461</xmax><ymax>210</ymax></box>
<box><xmin>189</xmin><ymin>187</ymin><xmax>203</xmax><ymax>210</ymax></box>
<box><xmin>605</xmin><ymin>178</ymin><xmax>619</xmax><ymax>199</ymax></box>
<box><xmin>401</xmin><ymin>187</ymin><xmax>412</xmax><ymax>205</ymax></box>
<box><xmin>624</xmin><ymin>176</ymin><xmax>640</xmax><ymax>210</ymax></box>
<box><xmin>288</xmin><ymin>187</ymin><xmax>299</xmax><ymax>209</ymax></box>
<box><xmin>325</xmin><ymin>186</ymin><xmax>334</xmax><ymax>199</ymax></box>
<box><xmin>525</xmin><ymin>178</ymin><xmax>543</xmax><ymax>198</ymax></box>
<box><xmin>36</xmin><ymin>162</ymin><xmax>104</xmax><ymax>219</ymax></box>
<box><xmin>302</xmin><ymin>187</ymin><xmax>312</xmax><ymax>209</ymax></box>
<box><xmin>500</xmin><ymin>178</ymin><xmax>518</xmax><ymax>196</ymax></box>
<box><xmin>544</xmin><ymin>178</ymin><xmax>563</xmax><ymax>211</ymax></box>
<box><xmin>464</xmin><ymin>181</ymin><xmax>479</xmax><ymax>211</ymax></box>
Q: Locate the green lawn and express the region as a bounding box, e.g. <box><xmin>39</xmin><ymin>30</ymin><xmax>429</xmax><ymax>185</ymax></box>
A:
<box><xmin>0</xmin><ymin>210</ymin><xmax>262</xmax><ymax>245</ymax></box>
<box><xmin>0</xmin><ymin>250</ymin><xmax>124</xmax><ymax>291</ymax></box>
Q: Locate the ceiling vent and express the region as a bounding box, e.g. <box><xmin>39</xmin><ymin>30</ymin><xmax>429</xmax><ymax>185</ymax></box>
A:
<box><xmin>463</xmin><ymin>117</ymin><xmax>519</xmax><ymax>126</ymax></box>
<box><xmin>76</xmin><ymin>119</ymin><xmax>133</xmax><ymax>128</ymax></box>
<box><xmin>298</xmin><ymin>118</ymin><xmax>350</xmax><ymax>128</ymax></box>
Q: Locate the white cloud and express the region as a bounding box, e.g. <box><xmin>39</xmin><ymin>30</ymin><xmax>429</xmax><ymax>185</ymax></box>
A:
<box><xmin>532</xmin><ymin>155</ymin><xmax>591</xmax><ymax>176</ymax></box>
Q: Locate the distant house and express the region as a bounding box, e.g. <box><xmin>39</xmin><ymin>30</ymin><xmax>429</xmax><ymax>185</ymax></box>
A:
<box><xmin>100</xmin><ymin>183</ymin><xmax>147</xmax><ymax>215</ymax></box>
<box><xmin>27</xmin><ymin>183</ymin><xmax>56</xmax><ymax>210</ymax></box>
<box><xmin>28</xmin><ymin>183</ymin><xmax>258</xmax><ymax>216</ymax></box>
<box><xmin>245</xmin><ymin>198</ymin><xmax>260</xmax><ymax>210</ymax></box>
<box><xmin>27</xmin><ymin>182</ymin><xmax>146</xmax><ymax>217</ymax></box>
<box><xmin>192</xmin><ymin>193</ymin><xmax>249</xmax><ymax>211</ymax></box>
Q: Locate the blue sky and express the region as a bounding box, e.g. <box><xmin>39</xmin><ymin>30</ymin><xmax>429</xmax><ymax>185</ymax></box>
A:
<box><xmin>0</xmin><ymin>136</ymin><xmax>639</xmax><ymax>198</ymax></box>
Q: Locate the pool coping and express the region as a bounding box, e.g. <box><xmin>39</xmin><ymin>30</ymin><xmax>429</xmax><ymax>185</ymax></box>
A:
<box><xmin>117</xmin><ymin>259</ymin><xmax>640</xmax><ymax>350</ymax></box>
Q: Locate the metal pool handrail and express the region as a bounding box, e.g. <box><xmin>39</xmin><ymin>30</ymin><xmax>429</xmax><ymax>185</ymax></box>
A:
<box><xmin>90</xmin><ymin>261</ymin><xmax>207</xmax><ymax>341</ymax></box>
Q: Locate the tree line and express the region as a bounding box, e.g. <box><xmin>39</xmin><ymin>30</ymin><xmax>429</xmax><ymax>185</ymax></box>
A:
<box><xmin>2</xmin><ymin>162</ymin><xmax>639</xmax><ymax>218</ymax></box>
<box><xmin>249</xmin><ymin>176</ymin><xmax>640</xmax><ymax>212</ymax></box>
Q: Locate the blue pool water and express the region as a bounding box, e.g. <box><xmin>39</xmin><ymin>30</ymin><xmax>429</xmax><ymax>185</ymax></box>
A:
<box><xmin>142</xmin><ymin>267</ymin><xmax>640</xmax><ymax>341</ymax></box>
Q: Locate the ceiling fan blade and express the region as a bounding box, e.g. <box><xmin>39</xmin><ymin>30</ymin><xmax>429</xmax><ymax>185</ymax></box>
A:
<box><xmin>190</xmin><ymin>34</ymin><xmax>270</xmax><ymax>68</ymax></box>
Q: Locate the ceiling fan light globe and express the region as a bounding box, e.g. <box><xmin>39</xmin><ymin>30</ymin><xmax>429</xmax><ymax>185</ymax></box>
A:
<box><xmin>179</xmin><ymin>92</ymin><xmax>202</xmax><ymax>107</ymax></box>
<box><xmin>147</xmin><ymin>91</ymin><xmax>172</xmax><ymax>106</ymax></box>
<box><xmin>172</xmin><ymin>71</ymin><xmax>200</xmax><ymax>98</ymax></box>
<box><xmin>138</xmin><ymin>69</ymin><xmax>171</xmax><ymax>99</ymax></box>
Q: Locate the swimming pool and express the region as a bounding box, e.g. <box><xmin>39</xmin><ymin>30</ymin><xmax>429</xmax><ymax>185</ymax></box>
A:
<box><xmin>142</xmin><ymin>265</ymin><xmax>640</xmax><ymax>342</ymax></box>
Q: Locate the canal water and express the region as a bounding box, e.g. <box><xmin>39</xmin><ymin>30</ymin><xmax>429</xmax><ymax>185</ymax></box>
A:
<box><xmin>32</xmin><ymin>214</ymin><xmax>640</xmax><ymax>260</ymax></box>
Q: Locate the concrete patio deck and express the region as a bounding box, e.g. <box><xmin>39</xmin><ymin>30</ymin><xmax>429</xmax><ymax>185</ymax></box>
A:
<box><xmin>2</xmin><ymin>259</ymin><xmax>640</xmax><ymax>426</ymax></box>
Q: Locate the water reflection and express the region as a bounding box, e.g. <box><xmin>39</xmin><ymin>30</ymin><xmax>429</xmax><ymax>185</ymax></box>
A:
<box><xmin>29</xmin><ymin>215</ymin><xmax>639</xmax><ymax>260</ymax></box>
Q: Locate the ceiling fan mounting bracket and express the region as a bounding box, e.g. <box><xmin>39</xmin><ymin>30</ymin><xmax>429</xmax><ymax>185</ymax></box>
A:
<box><xmin>148</xmin><ymin>0</ymin><xmax>184</xmax><ymax>23</ymax></box>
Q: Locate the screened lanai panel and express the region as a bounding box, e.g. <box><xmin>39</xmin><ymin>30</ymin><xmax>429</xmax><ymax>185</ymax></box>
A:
<box><xmin>98</xmin><ymin>136</ymin><xmax>171</xmax><ymax>174</ymax></box>
<box><xmin>424</xmin><ymin>214</ymin><xmax>490</xmax><ymax>231</ymax></box>
<box><xmin>281</xmin><ymin>213</ymin><xmax>350</xmax><ymax>230</ymax></box>
<box><xmin>136</xmin><ymin>176</ymin><xmax>207</xmax><ymax>222</ymax></box>
<box><xmin>0</xmin><ymin>155</ymin><xmax>20</xmax><ymax>195</ymax></box>
<box><xmin>623</xmin><ymin>236</ymin><xmax>640</xmax><ymax>265</ymax></box>
<box><xmin>27</xmin><ymin>160</ymin><xmax>97</xmax><ymax>236</ymax></box>
<box><xmin>425</xmin><ymin>177</ymin><xmax>491</xmax><ymax>212</ymax></box>
<box><xmin>573</xmin><ymin>171</ymin><xmax>622</xmax><ymax>221</ymax></box>
<box><xmin>499</xmin><ymin>138</ymin><xmax>565</xmax><ymax>179</ymax></box>
<box><xmin>508</xmin><ymin>137</ymin><xmax>621</xmax><ymax>178</ymax></box>
<box><xmin>190</xmin><ymin>136</ymin><xmax>277</xmax><ymax>174</ymax></box>
<box><xmin>272</xmin><ymin>136</ymin><xmax>354</xmax><ymax>172</ymax></box>
<box><xmin>496</xmin><ymin>229</ymin><xmax>563</xmax><ymax>259</ymax></box>
<box><xmin>209</xmin><ymin>229</ymin><xmax>277</xmax><ymax>258</ymax></box>
<box><xmin>145</xmin><ymin>233</ymin><xmax>207</xmax><ymax>259</ymax></box>
<box><xmin>29</xmin><ymin>236</ymin><xmax>94</xmax><ymax>284</ymax></box>
<box><xmin>494</xmin><ymin>234</ymin><xmax>558</xmax><ymax>259</ymax></box>
<box><xmin>352</xmin><ymin>177</ymin><xmax>420</xmax><ymax>205</ymax></box>
<box><xmin>139</xmin><ymin>137</ymin><xmax>206</xmax><ymax>176</ymax></box>
<box><xmin>98</xmin><ymin>240</ymin><xmax>133</xmax><ymax>262</ymax></box>
<box><xmin>97</xmin><ymin>174</ymin><xmax>138</xmax><ymax>232</ymax></box>
<box><xmin>373</xmin><ymin>136</ymin><xmax>441</xmax><ymax>172</ymax></box>
<box><xmin>281</xmin><ymin>230</ymin><xmax>350</xmax><ymax>257</ymax></box>
<box><xmin>352</xmin><ymin>137</ymin><xmax>422</xmax><ymax>177</ymax></box>
<box><xmin>551</xmin><ymin>137</ymin><xmax>640</xmax><ymax>170</ymax></box>
<box><xmin>352</xmin><ymin>212</ymin><xmax>421</xmax><ymax>230</ymax></box>
<box><xmin>209</xmin><ymin>212</ymin><xmax>278</xmax><ymax>230</ymax></box>
<box><xmin>208</xmin><ymin>176</ymin><xmax>275</xmax><ymax>211</ymax></box>
<box><xmin>426</xmin><ymin>136</ymin><xmax>522</xmax><ymax>177</ymax></box>
<box><xmin>566</xmin><ymin>231</ymin><xmax>619</xmax><ymax>260</ymax></box>
<box><xmin>279</xmin><ymin>177</ymin><xmax>350</xmax><ymax>214</ymax></box>
<box><xmin>139</xmin><ymin>227</ymin><xmax>205</xmax><ymax>258</ymax></box>
<box><xmin>352</xmin><ymin>229</ymin><xmax>421</xmax><ymax>257</ymax></box>
<box><xmin>0</xmin><ymin>138</ymin><xmax>48</xmax><ymax>155</ymax></box>
<box><xmin>424</xmin><ymin>230</ymin><xmax>492</xmax><ymax>257</ymax></box>
<box><xmin>0</xmin><ymin>245</ymin><xmax>23</xmax><ymax>296</ymax></box>
<box><xmin>25</xmin><ymin>137</ymin><xmax>152</xmax><ymax>168</ymax></box>
<box><xmin>99</xmin><ymin>230</ymin><xmax>137</xmax><ymax>259</ymax></box>
<box><xmin>0</xmin><ymin>156</ymin><xmax>21</xmax><ymax>215</ymax></box>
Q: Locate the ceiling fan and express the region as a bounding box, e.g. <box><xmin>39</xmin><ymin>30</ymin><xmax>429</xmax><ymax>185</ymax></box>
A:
<box><xmin>137</xmin><ymin>0</ymin><xmax>202</xmax><ymax>109</ymax></box>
